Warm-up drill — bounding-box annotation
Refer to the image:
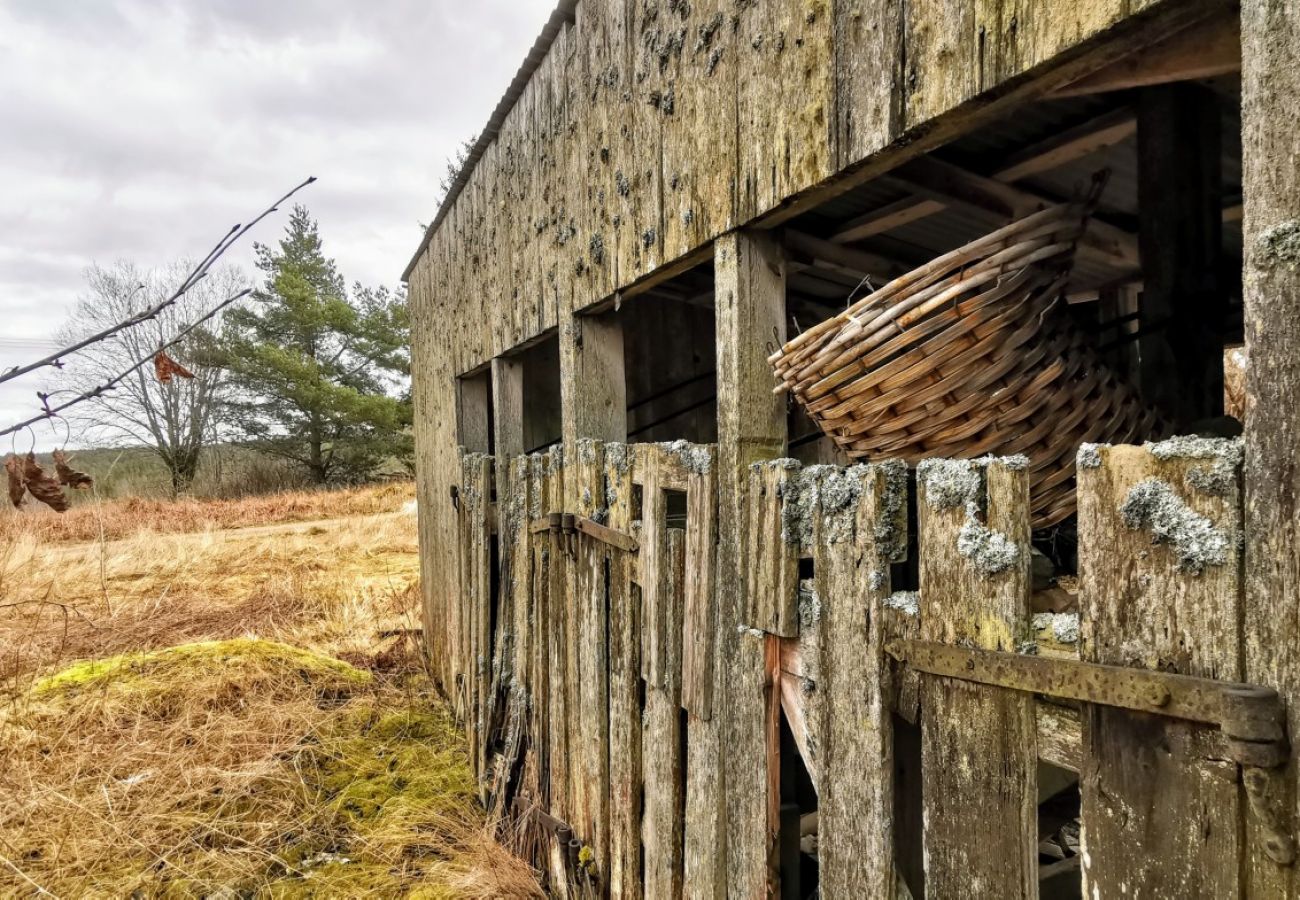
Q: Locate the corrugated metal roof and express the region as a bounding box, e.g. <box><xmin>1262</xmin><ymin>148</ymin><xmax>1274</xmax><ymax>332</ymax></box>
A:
<box><xmin>403</xmin><ymin>0</ymin><xmax>576</xmax><ymax>281</ymax></box>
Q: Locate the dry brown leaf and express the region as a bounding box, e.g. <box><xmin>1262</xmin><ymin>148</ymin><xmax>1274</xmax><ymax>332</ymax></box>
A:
<box><xmin>5</xmin><ymin>454</ymin><xmax>26</xmax><ymax>507</ymax></box>
<box><xmin>154</xmin><ymin>351</ymin><xmax>196</xmax><ymax>383</ymax></box>
<box><xmin>23</xmin><ymin>451</ymin><xmax>69</xmax><ymax>513</ymax></box>
<box><xmin>52</xmin><ymin>449</ymin><xmax>94</xmax><ymax>490</ymax></box>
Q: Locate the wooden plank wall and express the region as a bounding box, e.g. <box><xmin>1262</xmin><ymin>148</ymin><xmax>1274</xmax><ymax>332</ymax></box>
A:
<box><xmin>453</xmin><ymin>440</ymin><xmax>1271</xmax><ymax>898</ymax></box>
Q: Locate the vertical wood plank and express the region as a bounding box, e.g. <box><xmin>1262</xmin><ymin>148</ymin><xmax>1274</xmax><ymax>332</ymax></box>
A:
<box><xmin>734</xmin><ymin>0</ymin><xmax>836</xmax><ymax>221</ymax></box>
<box><xmin>813</xmin><ymin>462</ymin><xmax>906</xmax><ymax>898</ymax></box>
<box><xmin>744</xmin><ymin>461</ymin><xmax>802</xmax><ymax>637</ymax></box>
<box><xmin>917</xmin><ymin>456</ymin><xmax>1037</xmax><ymax>899</ymax></box>
<box><xmin>572</xmin><ymin>438</ymin><xmax>611</xmax><ymax>883</ymax></box>
<box><xmin>835</xmin><ymin>0</ymin><xmax>905</xmax><ymax>168</ymax></box>
<box><xmin>660</xmin><ymin>0</ymin><xmax>738</xmax><ymax>261</ymax></box>
<box><xmin>605</xmin><ymin>443</ymin><xmax>643</xmax><ymax>899</ymax></box>
<box><xmin>681</xmin><ymin>445</ymin><xmax>718</xmax><ymax>719</ymax></box>
<box><xmin>1242</xmin><ymin>2</ymin><xmax>1300</xmax><ymax>893</ymax></box>
<box><xmin>1077</xmin><ymin>440</ymin><xmax>1244</xmax><ymax>898</ymax></box>
<box><xmin>643</xmin><ymin>527</ymin><xmax>687</xmax><ymax>900</ymax></box>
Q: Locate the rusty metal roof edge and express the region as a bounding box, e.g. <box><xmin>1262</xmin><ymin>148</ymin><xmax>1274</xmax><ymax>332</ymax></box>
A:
<box><xmin>402</xmin><ymin>0</ymin><xmax>578</xmax><ymax>282</ymax></box>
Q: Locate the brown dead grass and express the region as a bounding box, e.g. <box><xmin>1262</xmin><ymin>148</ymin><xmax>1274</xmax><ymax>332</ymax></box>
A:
<box><xmin>0</xmin><ymin>497</ymin><xmax>543</xmax><ymax>899</ymax></box>
<box><xmin>0</xmin><ymin>480</ymin><xmax>415</xmax><ymax>546</ymax></box>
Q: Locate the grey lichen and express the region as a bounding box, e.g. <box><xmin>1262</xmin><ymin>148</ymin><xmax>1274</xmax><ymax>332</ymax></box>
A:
<box><xmin>868</xmin><ymin>568</ymin><xmax>887</xmax><ymax>591</ymax></box>
<box><xmin>817</xmin><ymin>465</ymin><xmax>867</xmax><ymax>544</ymax></box>
<box><xmin>1145</xmin><ymin>435</ymin><xmax>1243</xmax><ymax>497</ymax></box>
<box><xmin>874</xmin><ymin>459</ymin><xmax>909</xmax><ymax>564</ymax></box>
<box><xmin>956</xmin><ymin>502</ymin><xmax>1021</xmax><ymax>576</ymax></box>
<box><xmin>1119</xmin><ymin>478</ymin><xmax>1230</xmax><ymax>575</ymax></box>
<box><xmin>1077</xmin><ymin>443</ymin><xmax>1105</xmax><ymax>470</ymax></box>
<box><xmin>797</xmin><ymin>579</ymin><xmax>820</xmax><ymax>631</ymax></box>
<box><xmin>1032</xmin><ymin>612</ymin><xmax>1080</xmax><ymax>645</ymax></box>
<box><xmin>658</xmin><ymin>439</ymin><xmax>712</xmax><ymax>474</ymax></box>
<box><xmin>917</xmin><ymin>458</ymin><xmax>981</xmax><ymax>510</ymax></box>
<box><xmin>1255</xmin><ymin>219</ymin><xmax>1300</xmax><ymax>271</ymax></box>
<box><xmin>884</xmin><ymin>591</ymin><xmax>920</xmax><ymax>617</ymax></box>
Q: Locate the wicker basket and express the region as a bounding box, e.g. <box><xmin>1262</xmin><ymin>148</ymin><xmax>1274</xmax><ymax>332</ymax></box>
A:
<box><xmin>771</xmin><ymin>201</ymin><xmax>1161</xmax><ymax>528</ymax></box>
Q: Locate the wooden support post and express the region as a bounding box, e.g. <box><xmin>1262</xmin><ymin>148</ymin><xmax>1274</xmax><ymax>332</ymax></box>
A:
<box><xmin>917</xmin><ymin>457</ymin><xmax>1036</xmax><ymax>899</ymax></box>
<box><xmin>1137</xmin><ymin>83</ymin><xmax>1225</xmax><ymax>427</ymax></box>
<box><xmin>715</xmin><ymin>230</ymin><xmax>788</xmax><ymax>896</ymax></box>
<box><xmin>1242</xmin><ymin>3</ymin><xmax>1300</xmax><ymax>894</ymax></box>
<box><xmin>560</xmin><ymin>307</ymin><xmax>627</xmax><ymax>455</ymax></box>
<box><xmin>492</xmin><ymin>357</ymin><xmax>525</xmax><ymax>689</ymax></box>
<box><xmin>1077</xmin><ymin>441</ymin><xmax>1244</xmax><ymax>897</ymax></box>
<box><xmin>457</xmin><ymin>371</ymin><xmax>492</xmax><ymax>453</ymax></box>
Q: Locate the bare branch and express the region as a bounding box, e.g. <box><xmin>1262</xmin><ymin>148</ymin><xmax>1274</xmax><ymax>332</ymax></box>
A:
<box><xmin>0</xmin><ymin>176</ymin><xmax>316</xmax><ymax>386</ymax></box>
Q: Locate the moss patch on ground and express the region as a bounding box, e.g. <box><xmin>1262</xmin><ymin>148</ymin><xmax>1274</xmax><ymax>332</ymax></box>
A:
<box><xmin>3</xmin><ymin>639</ymin><xmax>541</xmax><ymax>898</ymax></box>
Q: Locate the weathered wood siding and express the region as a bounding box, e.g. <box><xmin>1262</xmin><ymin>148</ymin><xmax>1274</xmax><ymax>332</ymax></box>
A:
<box><xmin>451</xmin><ymin>439</ymin><xmax>1271</xmax><ymax>897</ymax></box>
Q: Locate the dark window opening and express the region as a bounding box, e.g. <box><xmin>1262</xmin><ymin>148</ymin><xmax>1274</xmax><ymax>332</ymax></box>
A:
<box><xmin>512</xmin><ymin>333</ymin><xmax>563</xmax><ymax>454</ymax></box>
<box><xmin>1038</xmin><ymin>760</ymin><xmax>1083</xmax><ymax>899</ymax></box>
<box><xmin>620</xmin><ymin>261</ymin><xmax>718</xmax><ymax>444</ymax></box>
<box><xmin>778</xmin><ymin>707</ymin><xmax>819</xmax><ymax>899</ymax></box>
<box><xmin>664</xmin><ymin>488</ymin><xmax>688</xmax><ymax>530</ymax></box>
<box><xmin>892</xmin><ymin>713</ymin><xmax>925</xmax><ymax>899</ymax></box>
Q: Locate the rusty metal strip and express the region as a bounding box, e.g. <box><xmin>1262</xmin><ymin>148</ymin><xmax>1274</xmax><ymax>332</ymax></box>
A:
<box><xmin>887</xmin><ymin>640</ymin><xmax>1287</xmax><ymax>765</ymax></box>
<box><xmin>528</xmin><ymin>513</ymin><xmax>638</xmax><ymax>552</ymax></box>
<box><xmin>574</xmin><ymin>516</ymin><xmax>639</xmax><ymax>552</ymax></box>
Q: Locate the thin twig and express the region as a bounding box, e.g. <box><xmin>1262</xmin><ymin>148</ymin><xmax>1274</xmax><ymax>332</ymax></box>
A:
<box><xmin>0</xmin><ymin>176</ymin><xmax>316</xmax><ymax>386</ymax></box>
<box><xmin>0</xmin><ymin>288</ymin><xmax>251</xmax><ymax>439</ymax></box>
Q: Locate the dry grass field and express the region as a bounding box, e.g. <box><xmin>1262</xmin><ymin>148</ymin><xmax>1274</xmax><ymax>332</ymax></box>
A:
<box><xmin>0</xmin><ymin>484</ymin><xmax>542</xmax><ymax>898</ymax></box>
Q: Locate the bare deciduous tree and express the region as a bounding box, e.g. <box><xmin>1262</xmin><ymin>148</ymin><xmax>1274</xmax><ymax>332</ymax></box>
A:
<box><xmin>53</xmin><ymin>261</ymin><xmax>250</xmax><ymax>495</ymax></box>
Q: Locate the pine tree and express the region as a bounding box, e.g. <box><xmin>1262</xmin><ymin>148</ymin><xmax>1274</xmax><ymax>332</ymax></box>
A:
<box><xmin>219</xmin><ymin>206</ymin><xmax>409</xmax><ymax>483</ymax></box>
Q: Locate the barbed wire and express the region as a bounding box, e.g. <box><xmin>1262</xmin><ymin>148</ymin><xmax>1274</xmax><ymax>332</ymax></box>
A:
<box><xmin>0</xmin><ymin>286</ymin><xmax>252</xmax><ymax>440</ymax></box>
<box><xmin>0</xmin><ymin>176</ymin><xmax>316</xmax><ymax>387</ymax></box>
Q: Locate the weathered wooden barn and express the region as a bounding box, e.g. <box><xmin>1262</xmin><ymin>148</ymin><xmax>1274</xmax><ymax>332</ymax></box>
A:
<box><xmin>404</xmin><ymin>1</ymin><xmax>1300</xmax><ymax>896</ymax></box>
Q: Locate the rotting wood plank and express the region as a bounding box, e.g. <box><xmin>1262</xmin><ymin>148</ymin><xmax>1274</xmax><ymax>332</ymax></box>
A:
<box><xmin>744</xmin><ymin>460</ymin><xmax>802</xmax><ymax>637</ymax></box>
<box><xmin>812</xmin><ymin>463</ymin><xmax>903</xmax><ymax>898</ymax></box>
<box><xmin>724</xmin><ymin>627</ymin><xmax>779</xmax><ymax>899</ymax></box>
<box><xmin>1077</xmin><ymin>441</ymin><xmax>1244</xmax><ymax>898</ymax></box>
<box><xmin>637</xmin><ymin>445</ymin><xmax>669</xmax><ymax>690</ymax></box>
<box><xmin>604</xmin><ymin>443</ymin><xmax>643</xmax><ymax>900</ymax></box>
<box><xmin>715</xmin><ymin>230</ymin><xmax>789</xmax><ymax>898</ymax></box>
<box><xmin>683</xmin><ymin>710</ymin><xmax>724</xmax><ymax>900</ymax></box>
<box><xmin>642</xmin><ymin>527</ymin><xmax>687</xmax><ymax>900</ymax></box>
<box><xmin>917</xmin><ymin>456</ymin><xmax>1036</xmax><ymax>899</ymax></box>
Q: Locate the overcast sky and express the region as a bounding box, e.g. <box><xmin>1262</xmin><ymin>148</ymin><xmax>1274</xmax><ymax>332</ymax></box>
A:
<box><xmin>0</xmin><ymin>0</ymin><xmax>555</xmax><ymax>445</ymax></box>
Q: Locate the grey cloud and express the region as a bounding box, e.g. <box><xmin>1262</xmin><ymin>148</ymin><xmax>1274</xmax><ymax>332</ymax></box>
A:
<box><xmin>0</xmin><ymin>0</ymin><xmax>557</xmax><ymax>437</ymax></box>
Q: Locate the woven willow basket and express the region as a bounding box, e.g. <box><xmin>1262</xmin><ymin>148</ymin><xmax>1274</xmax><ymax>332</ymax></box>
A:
<box><xmin>771</xmin><ymin>202</ymin><xmax>1161</xmax><ymax>528</ymax></box>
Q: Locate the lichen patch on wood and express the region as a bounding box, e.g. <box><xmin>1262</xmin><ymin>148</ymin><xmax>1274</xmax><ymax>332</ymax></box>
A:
<box><xmin>1118</xmin><ymin>477</ymin><xmax>1231</xmax><ymax>574</ymax></box>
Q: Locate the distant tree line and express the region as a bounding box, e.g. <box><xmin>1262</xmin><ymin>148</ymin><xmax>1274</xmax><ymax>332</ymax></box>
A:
<box><xmin>55</xmin><ymin>206</ymin><xmax>411</xmax><ymax>494</ymax></box>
